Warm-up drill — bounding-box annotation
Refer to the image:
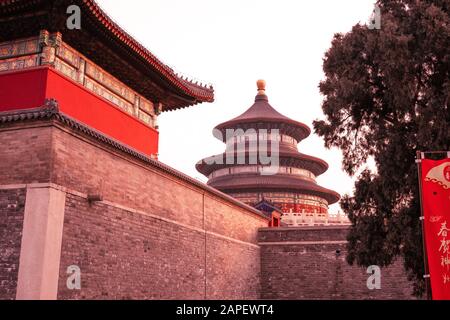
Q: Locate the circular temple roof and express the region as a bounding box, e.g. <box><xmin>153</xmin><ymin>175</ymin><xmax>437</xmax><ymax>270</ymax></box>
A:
<box><xmin>214</xmin><ymin>82</ymin><xmax>311</xmax><ymax>142</ymax></box>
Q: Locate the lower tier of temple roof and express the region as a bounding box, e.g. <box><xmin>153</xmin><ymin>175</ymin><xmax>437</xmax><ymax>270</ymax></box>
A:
<box><xmin>207</xmin><ymin>173</ymin><xmax>340</xmax><ymax>205</ymax></box>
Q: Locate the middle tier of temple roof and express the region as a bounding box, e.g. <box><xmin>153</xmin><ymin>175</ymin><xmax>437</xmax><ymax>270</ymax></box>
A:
<box><xmin>196</xmin><ymin>80</ymin><xmax>340</xmax><ymax>206</ymax></box>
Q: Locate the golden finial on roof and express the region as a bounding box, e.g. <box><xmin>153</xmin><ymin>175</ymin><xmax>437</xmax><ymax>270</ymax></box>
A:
<box><xmin>257</xmin><ymin>79</ymin><xmax>266</xmax><ymax>95</ymax></box>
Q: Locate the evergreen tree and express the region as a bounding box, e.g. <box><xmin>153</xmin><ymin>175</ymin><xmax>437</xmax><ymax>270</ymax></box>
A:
<box><xmin>314</xmin><ymin>0</ymin><xmax>449</xmax><ymax>296</ymax></box>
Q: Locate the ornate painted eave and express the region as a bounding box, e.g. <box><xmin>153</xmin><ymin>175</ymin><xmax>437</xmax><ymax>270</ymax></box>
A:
<box><xmin>0</xmin><ymin>0</ymin><xmax>214</xmax><ymax>111</ymax></box>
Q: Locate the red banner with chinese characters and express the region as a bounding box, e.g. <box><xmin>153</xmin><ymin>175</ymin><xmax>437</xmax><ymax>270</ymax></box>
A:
<box><xmin>421</xmin><ymin>158</ymin><xmax>450</xmax><ymax>300</ymax></box>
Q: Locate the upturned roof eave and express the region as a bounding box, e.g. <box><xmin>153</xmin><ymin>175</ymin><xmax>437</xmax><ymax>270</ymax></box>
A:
<box><xmin>0</xmin><ymin>0</ymin><xmax>215</xmax><ymax>110</ymax></box>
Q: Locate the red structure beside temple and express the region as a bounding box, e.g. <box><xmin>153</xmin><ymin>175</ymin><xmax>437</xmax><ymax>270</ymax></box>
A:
<box><xmin>0</xmin><ymin>0</ymin><xmax>214</xmax><ymax>158</ymax></box>
<box><xmin>197</xmin><ymin>80</ymin><xmax>341</xmax><ymax>226</ymax></box>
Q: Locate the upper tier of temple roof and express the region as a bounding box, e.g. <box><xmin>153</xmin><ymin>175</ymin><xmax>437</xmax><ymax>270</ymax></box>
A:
<box><xmin>215</xmin><ymin>80</ymin><xmax>310</xmax><ymax>142</ymax></box>
<box><xmin>0</xmin><ymin>0</ymin><xmax>214</xmax><ymax>111</ymax></box>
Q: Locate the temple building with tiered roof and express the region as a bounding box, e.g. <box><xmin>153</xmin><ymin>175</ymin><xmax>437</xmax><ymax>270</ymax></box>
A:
<box><xmin>197</xmin><ymin>80</ymin><xmax>344</xmax><ymax>226</ymax></box>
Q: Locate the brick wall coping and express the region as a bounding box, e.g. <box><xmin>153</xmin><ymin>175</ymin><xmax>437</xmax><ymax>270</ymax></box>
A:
<box><xmin>0</xmin><ymin>101</ymin><xmax>269</xmax><ymax>221</ymax></box>
<box><xmin>259</xmin><ymin>225</ymin><xmax>351</xmax><ymax>232</ymax></box>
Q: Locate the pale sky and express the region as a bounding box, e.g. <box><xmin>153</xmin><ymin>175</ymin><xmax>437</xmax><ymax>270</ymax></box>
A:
<box><xmin>96</xmin><ymin>0</ymin><xmax>377</xmax><ymax>214</ymax></box>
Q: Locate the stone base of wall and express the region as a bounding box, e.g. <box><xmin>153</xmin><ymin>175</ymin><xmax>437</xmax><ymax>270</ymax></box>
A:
<box><xmin>258</xmin><ymin>226</ymin><xmax>416</xmax><ymax>300</ymax></box>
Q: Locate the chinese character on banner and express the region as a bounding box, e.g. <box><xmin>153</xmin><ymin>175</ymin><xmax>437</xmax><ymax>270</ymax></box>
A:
<box><xmin>421</xmin><ymin>157</ymin><xmax>450</xmax><ymax>300</ymax></box>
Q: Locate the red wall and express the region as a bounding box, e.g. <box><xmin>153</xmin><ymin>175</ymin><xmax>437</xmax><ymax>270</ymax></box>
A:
<box><xmin>0</xmin><ymin>68</ymin><xmax>48</xmax><ymax>111</ymax></box>
<box><xmin>0</xmin><ymin>68</ymin><xmax>158</xmax><ymax>156</ymax></box>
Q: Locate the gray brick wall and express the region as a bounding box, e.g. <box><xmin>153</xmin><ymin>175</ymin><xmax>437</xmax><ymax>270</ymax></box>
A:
<box><xmin>0</xmin><ymin>188</ymin><xmax>26</xmax><ymax>300</ymax></box>
<box><xmin>259</xmin><ymin>227</ymin><xmax>416</xmax><ymax>300</ymax></box>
